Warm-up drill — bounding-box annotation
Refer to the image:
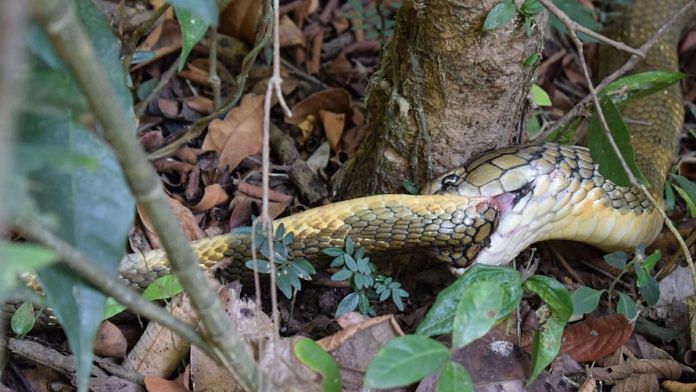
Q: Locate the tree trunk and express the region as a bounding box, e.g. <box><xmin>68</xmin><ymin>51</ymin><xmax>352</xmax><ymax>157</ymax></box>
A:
<box><xmin>333</xmin><ymin>0</ymin><xmax>548</xmax><ymax>199</ymax></box>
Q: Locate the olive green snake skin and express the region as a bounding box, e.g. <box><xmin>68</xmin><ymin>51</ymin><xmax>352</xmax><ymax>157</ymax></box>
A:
<box><xmin>6</xmin><ymin>0</ymin><xmax>693</xmax><ymax>315</ymax></box>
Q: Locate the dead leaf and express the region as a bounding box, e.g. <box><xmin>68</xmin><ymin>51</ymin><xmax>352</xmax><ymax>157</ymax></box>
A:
<box><xmin>144</xmin><ymin>376</ymin><xmax>189</xmax><ymax>392</ymax></box>
<box><xmin>184</xmin><ymin>96</ymin><xmax>214</xmax><ymax>114</ymax></box>
<box><xmin>138</xmin><ymin>197</ymin><xmax>206</xmax><ymax>248</ymax></box>
<box><xmin>190</xmin><ymin>184</ymin><xmax>230</xmax><ymax>213</ymax></box>
<box><xmin>158</xmin><ymin>98</ymin><xmax>179</xmax><ymax>118</ymax></box>
<box><xmin>90</xmin><ymin>376</ymin><xmax>139</xmax><ymax>392</ymax></box>
<box><xmin>318</xmin><ymin>110</ymin><xmax>345</xmax><ymax>151</ymax></box>
<box><xmin>592</xmin><ymin>359</ymin><xmax>682</xmax><ymax>382</ymax></box>
<box><xmin>177</xmin><ymin>60</ymin><xmax>210</xmax><ymax>86</ymax></box>
<box><xmin>93</xmin><ymin>321</ymin><xmax>127</xmax><ymax>359</ymax></box>
<box><xmin>279</xmin><ymin>15</ymin><xmax>306</xmax><ymax>47</ymax></box>
<box><xmin>285</xmin><ymin>88</ymin><xmax>353</xmax><ymax>126</ymax></box>
<box><xmin>306</xmin><ymin>141</ymin><xmax>331</xmax><ymax>174</ymax></box>
<box><xmin>132</xmin><ymin>19</ymin><xmax>182</xmax><ymax>70</ymax></box>
<box><xmin>219</xmin><ymin>0</ymin><xmax>263</xmax><ymax>45</ymax></box>
<box><xmin>340</xmin><ymin>125</ymin><xmax>370</xmax><ymax>156</ymax></box>
<box><xmin>238</xmin><ymin>182</ymin><xmax>292</xmax><ymax>203</ymax></box>
<box><xmin>560</xmin><ymin>314</ymin><xmax>633</xmax><ymax>363</ymax></box>
<box><xmin>202</xmin><ymin>93</ymin><xmax>264</xmax><ymax>171</ymax></box>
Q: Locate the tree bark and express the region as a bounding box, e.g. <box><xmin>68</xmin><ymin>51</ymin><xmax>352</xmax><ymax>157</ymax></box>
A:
<box><xmin>333</xmin><ymin>0</ymin><xmax>547</xmax><ymax>199</ymax></box>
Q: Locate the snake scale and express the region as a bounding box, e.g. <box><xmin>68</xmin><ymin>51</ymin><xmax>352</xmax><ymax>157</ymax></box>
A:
<box><xmin>7</xmin><ymin>0</ymin><xmax>693</xmax><ymax>314</ymax></box>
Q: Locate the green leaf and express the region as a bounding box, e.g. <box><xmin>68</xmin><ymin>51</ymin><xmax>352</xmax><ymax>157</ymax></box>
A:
<box><xmin>336</xmin><ymin>292</ymin><xmax>360</xmax><ymax>317</ymax></box>
<box><xmin>0</xmin><ymin>243</ymin><xmax>58</xmax><ymax>297</ymax></box>
<box><xmin>639</xmin><ymin>276</ymin><xmax>660</xmax><ymax>306</ymax></box>
<box><xmin>601</xmin><ymin>71</ymin><xmax>684</xmax><ymax>107</ymax></box>
<box><xmin>344</xmin><ymin>254</ymin><xmax>358</xmax><ymax>271</ymax></box>
<box><xmin>634</xmin><ymin>263</ymin><xmax>648</xmax><ymax>288</ymax></box>
<box><xmin>358</xmin><ymin>292</ymin><xmax>371</xmax><ymax>315</ymax></box>
<box><xmin>136</xmin><ymin>78</ymin><xmax>158</xmax><ymax>100</ymax></box>
<box><xmin>276</xmin><ymin>273</ymin><xmax>294</xmax><ymax>299</ymax></box>
<box><xmin>392</xmin><ymin>290</ymin><xmax>405</xmax><ymax>311</ymax></box>
<box><xmin>293</xmin><ymin>338</ymin><xmax>342</xmax><ymax>392</ymax></box>
<box><xmin>664</xmin><ymin>181</ymin><xmax>675</xmax><ymax>211</ymax></box>
<box><xmin>530</xmin><ymin>84</ymin><xmax>551</xmax><ymax>107</ymax></box>
<box><xmin>671</xmin><ymin>174</ymin><xmax>696</xmax><ymax>217</ymax></box>
<box><xmin>290</xmin><ymin>259</ymin><xmax>316</xmax><ymax>279</ymax></box>
<box><xmin>436</xmin><ymin>362</ymin><xmax>473</xmax><ymax>392</ymax></box>
<box><xmin>526</xmin><ymin>114</ymin><xmax>541</xmax><ymax>138</ymax></box>
<box><xmin>529</xmin><ymin>314</ymin><xmax>565</xmax><ymax>384</ymax></box>
<box><xmin>452</xmin><ymin>281</ymin><xmax>503</xmax><ymax>348</ymax></box>
<box><xmin>244</xmin><ymin>259</ymin><xmax>271</xmax><ymax>274</ymax></box>
<box><xmin>331</xmin><ymin>268</ymin><xmax>352</xmax><ymax>282</ymax></box>
<box><xmin>524</xmin><ymin>52</ymin><xmax>540</xmax><ymax>66</ymax></box>
<box><xmin>643</xmin><ymin>250</ymin><xmax>661</xmax><ymax>273</ymax></box>
<box><xmin>345</xmin><ymin>237</ymin><xmax>354</xmax><ymax>256</ymax></box>
<box><xmin>322</xmin><ymin>247</ymin><xmax>345</xmax><ymax>257</ymax></box>
<box><xmin>521</xmin><ymin>0</ymin><xmax>543</xmax><ymax>15</ymax></box>
<box><xmin>364</xmin><ymin>335</ymin><xmax>449</xmax><ymax>388</ymax></box>
<box><xmin>587</xmin><ymin>97</ymin><xmax>646</xmax><ymax>187</ymax></box>
<box><xmin>524</xmin><ymin>275</ymin><xmax>572</xmax><ymax>322</ymax></box>
<box><xmin>617</xmin><ymin>292</ymin><xmax>637</xmax><ymax>320</ymax></box>
<box><xmin>571</xmin><ymin>286</ymin><xmax>603</xmax><ymax>317</ymax></box>
<box><xmin>417</xmin><ymin>265</ymin><xmax>522</xmax><ymax>336</ymax></box>
<box><xmin>167</xmin><ymin>0</ymin><xmax>218</xmax><ymax>27</ymax></box>
<box><xmin>143</xmin><ymin>275</ymin><xmax>183</xmax><ymax>301</ymax></box>
<box><xmin>548</xmin><ymin>0</ymin><xmax>599</xmax><ymax>42</ymax></box>
<box><xmin>102</xmin><ymin>297</ymin><xmax>127</xmax><ymax>320</ymax></box>
<box><xmin>403</xmin><ymin>180</ymin><xmax>419</xmax><ymax>194</ymax></box>
<box><xmin>11</xmin><ymin>302</ymin><xmax>37</xmax><ymax>337</ymax></box>
<box><xmin>604</xmin><ymin>251</ymin><xmax>628</xmax><ymax>269</ymax></box>
<box><xmin>483</xmin><ymin>1</ymin><xmax>518</xmax><ymax>31</ymax></box>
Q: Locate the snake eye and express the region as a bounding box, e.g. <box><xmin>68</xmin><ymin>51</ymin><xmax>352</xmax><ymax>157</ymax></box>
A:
<box><xmin>441</xmin><ymin>174</ymin><xmax>460</xmax><ymax>189</ymax></box>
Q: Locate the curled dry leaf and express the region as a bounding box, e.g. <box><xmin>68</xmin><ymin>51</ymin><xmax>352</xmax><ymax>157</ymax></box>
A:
<box><xmin>592</xmin><ymin>359</ymin><xmax>683</xmax><ymax>382</ymax></box>
<box><xmin>202</xmin><ymin>93</ymin><xmax>264</xmax><ymax>172</ymax></box>
<box><xmin>219</xmin><ymin>0</ymin><xmax>263</xmax><ymax>44</ymax></box>
<box><xmin>132</xmin><ymin>19</ymin><xmax>182</xmax><ymax>70</ymax></box>
<box><xmin>143</xmin><ymin>376</ymin><xmax>189</xmax><ymax>392</ymax></box>
<box><xmin>318</xmin><ymin>110</ymin><xmax>345</xmax><ymax>151</ymax></box>
<box><xmin>228</xmin><ymin>183</ymin><xmax>291</xmax><ymax>228</ymax></box>
<box><xmin>279</xmin><ymin>15</ymin><xmax>306</xmax><ymax>47</ymax></box>
<box><xmin>158</xmin><ymin>98</ymin><xmax>179</xmax><ymax>118</ymax></box>
<box><xmin>560</xmin><ymin>313</ymin><xmax>634</xmax><ymax>363</ymax></box>
<box><xmin>285</xmin><ymin>88</ymin><xmax>353</xmax><ymax>126</ymax></box>
<box><xmin>184</xmin><ymin>96</ymin><xmax>215</xmax><ymax>114</ymax></box>
<box><xmin>237</xmin><ymin>182</ymin><xmax>292</xmax><ymax>203</ymax></box>
<box><xmin>178</xmin><ymin>60</ymin><xmax>210</xmax><ymax>86</ymax></box>
<box><xmin>93</xmin><ymin>321</ymin><xmax>128</xmax><ymax>359</ymax></box>
<box><xmin>138</xmin><ymin>197</ymin><xmax>206</xmax><ymax>248</ymax></box>
<box><xmin>190</xmin><ymin>183</ymin><xmax>230</xmax><ymax>213</ymax></box>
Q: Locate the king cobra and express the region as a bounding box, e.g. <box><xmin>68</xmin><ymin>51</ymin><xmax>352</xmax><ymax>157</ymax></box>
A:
<box><xmin>7</xmin><ymin>0</ymin><xmax>694</xmax><ymax>311</ymax></box>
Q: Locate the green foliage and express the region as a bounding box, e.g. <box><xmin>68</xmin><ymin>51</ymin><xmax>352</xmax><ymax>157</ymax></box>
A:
<box><xmin>483</xmin><ymin>0</ymin><xmax>543</xmax><ymax>35</ymax></box>
<box><xmin>0</xmin><ymin>242</ymin><xmax>58</xmax><ymax>298</ymax></box>
<box><xmin>670</xmin><ymin>174</ymin><xmax>696</xmax><ymax>217</ymax></box>
<box><xmin>344</xmin><ymin>0</ymin><xmax>401</xmax><ymax>40</ymax></box>
<box><xmin>603</xmin><ymin>248</ymin><xmax>662</xmax><ymax>310</ymax></box>
<box><xmin>570</xmin><ymin>286</ymin><xmax>603</xmax><ymax>318</ymax></box>
<box><xmin>364</xmin><ymin>335</ymin><xmax>450</xmax><ymax>389</ymax></box>
<box><xmin>176</xmin><ymin>7</ymin><xmax>209</xmax><ymax>71</ymax></box>
<box><xmin>587</xmin><ymin>97</ymin><xmax>646</xmax><ymax>187</ymax></box>
<box><xmin>451</xmin><ymin>281</ymin><xmax>503</xmax><ymax>348</ymax></box>
<box><xmin>547</xmin><ymin>0</ymin><xmax>599</xmax><ymax>41</ymax></box>
<box><xmin>437</xmin><ymin>362</ymin><xmax>473</xmax><ymax>392</ymax></box>
<box><xmin>530</xmin><ymin>84</ymin><xmax>552</xmax><ymax>107</ymax></box>
<box><xmin>293</xmin><ymin>338</ymin><xmax>342</xmax><ymax>392</ymax></box>
<box><xmin>601</xmin><ymin>71</ymin><xmax>684</xmax><ymax>107</ymax></box>
<box><xmin>325</xmin><ymin>237</ymin><xmax>408</xmax><ymax>316</ymax></box>
<box><xmin>617</xmin><ymin>292</ymin><xmax>637</xmax><ymax>319</ymax></box>
<box><xmin>244</xmin><ymin>223</ymin><xmax>317</xmax><ymax>299</ymax></box>
<box><xmin>402</xmin><ymin>180</ymin><xmax>419</xmax><ymax>195</ymax></box>
<box><xmin>11</xmin><ymin>302</ymin><xmax>38</xmax><ymax>337</ymax></box>
<box><xmin>167</xmin><ymin>0</ymin><xmax>218</xmax><ymax>27</ymax></box>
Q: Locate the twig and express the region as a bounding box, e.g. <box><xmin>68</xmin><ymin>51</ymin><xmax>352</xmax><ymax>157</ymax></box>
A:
<box><xmin>147</xmin><ymin>2</ymin><xmax>274</xmax><ymax>160</ymax></box>
<box><xmin>33</xmin><ymin>1</ymin><xmax>261</xmax><ymax>390</ymax></box>
<box><xmin>209</xmin><ymin>29</ymin><xmax>221</xmax><ymax>109</ymax></box>
<box><xmin>533</xmin><ymin>0</ymin><xmax>695</xmax><ymax>141</ymax></box>
<box><xmin>134</xmin><ymin>54</ymin><xmax>182</xmax><ymax>117</ymax></box>
<box><xmin>122</xmin><ymin>2</ymin><xmax>171</xmax><ymax>70</ymax></box>
<box><xmin>0</xmin><ymin>0</ymin><xmax>28</xmax><ymax>379</ymax></box>
<box><xmin>13</xmin><ymin>216</ymin><xmax>216</xmax><ymax>362</ymax></box>
<box><xmin>537</xmin><ymin>0</ymin><xmax>696</xmax><ymax>291</ymax></box>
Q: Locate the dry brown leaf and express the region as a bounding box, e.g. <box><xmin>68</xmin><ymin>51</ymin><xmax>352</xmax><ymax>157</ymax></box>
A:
<box><xmin>593</xmin><ymin>359</ymin><xmax>683</xmax><ymax>382</ymax></box>
<box><xmin>318</xmin><ymin>110</ymin><xmax>345</xmax><ymax>151</ymax></box>
<box><xmin>219</xmin><ymin>0</ymin><xmax>263</xmax><ymax>44</ymax></box>
<box><xmin>177</xmin><ymin>60</ymin><xmax>210</xmax><ymax>85</ymax></box>
<box><xmin>190</xmin><ymin>183</ymin><xmax>230</xmax><ymax>213</ymax></box>
<box><xmin>613</xmin><ymin>373</ymin><xmax>660</xmax><ymax>392</ymax></box>
<box><xmin>132</xmin><ymin>20</ymin><xmax>182</xmax><ymax>70</ymax></box>
<box><xmin>93</xmin><ymin>321</ymin><xmax>127</xmax><ymax>359</ymax></box>
<box><xmin>184</xmin><ymin>96</ymin><xmax>214</xmax><ymax>114</ymax></box>
<box><xmin>138</xmin><ymin>196</ymin><xmax>205</xmax><ymax>249</ymax></box>
<box><xmin>202</xmin><ymin>93</ymin><xmax>264</xmax><ymax>171</ymax></box>
<box><xmin>560</xmin><ymin>313</ymin><xmax>633</xmax><ymax>363</ymax></box>
<box><xmin>238</xmin><ymin>182</ymin><xmax>292</xmax><ymax>203</ymax></box>
<box><xmin>340</xmin><ymin>125</ymin><xmax>370</xmax><ymax>156</ymax></box>
<box><xmin>90</xmin><ymin>376</ymin><xmax>139</xmax><ymax>392</ymax></box>
<box><xmin>158</xmin><ymin>98</ymin><xmax>179</xmax><ymax>118</ymax></box>
<box><xmin>228</xmin><ymin>191</ymin><xmax>289</xmax><ymax>229</ymax></box>
<box><xmin>285</xmin><ymin>88</ymin><xmax>353</xmax><ymax>126</ymax></box>
<box><xmin>279</xmin><ymin>15</ymin><xmax>306</xmax><ymax>47</ymax></box>
<box><xmin>144</xmin><ymin>376</ymin><xmax>189</xmax><ymax>392</ymax></box>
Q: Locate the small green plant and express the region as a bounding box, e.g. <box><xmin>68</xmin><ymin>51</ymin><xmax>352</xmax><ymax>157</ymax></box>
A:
<box><xmin>364</xmin><ymin>265</ymin><xmax>572</xmax><ymax>390</ymax></box>
<box><xmin>345</xmin><ymin>0</ymin><xmax>401</xmax><ymax>40</ymax></box>
<box><xmin>243</xmin><ymin>223</ymin><xmax>316</xmax><ymax>299</ymax></box>
<box><xmin>323</xmin><ymin>237</ymin><xmax>409</xmax><ymax>317</ymax></box>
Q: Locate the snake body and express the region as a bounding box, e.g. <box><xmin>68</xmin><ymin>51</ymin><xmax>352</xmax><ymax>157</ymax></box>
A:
<box><xmin>9</xmin><ymin>0</ymin><xmax>692</xmax><ymax>311</ymax></box>
<box><xmin>119</xmin><ymin>0</ymin><xmax>691</xmax><ymax>288</ymax></box>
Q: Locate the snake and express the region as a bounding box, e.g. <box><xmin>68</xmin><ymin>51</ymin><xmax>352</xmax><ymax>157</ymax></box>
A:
<box><xmin>6</xmin><ymin>0</ymin><xmax>693</xmax><ymax>313</ymax></box>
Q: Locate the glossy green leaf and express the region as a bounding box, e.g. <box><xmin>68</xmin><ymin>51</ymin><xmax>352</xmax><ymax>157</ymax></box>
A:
<box><xmin>436</xmin><ymin>361</ymin><xmax>473</xmax><ymax>392</ymax></box>
<box><xmin>331</xmin><ymin>269</ymin><xmax>352</xmax><ymax>282</ymax></box>
<box><xmin>524</xmin><ymin>275</ymin><xmax>572</xmax><ymax>322</ymax></box>
<box><xmin>531</xmin><ymin>84</ymin><xmax>552</xmax><ymax>107</ymax></box>
<box><xmin>617</xmin><ymin>292</ymin><xmax>637</xmax><ymax>320</ymax></box>
<box><xmin>0</xmin><ymin>242</ymin><xmax>58</xmax><ymax>297</ymax></box>
<box><xmin>336</xmin><ymin>292</ymin><xmax>360</xmax><ymax>317</ymax></box>
<box><xmin>143</xmin><ymin>275</ymin><xmax>183</xmax><ymax>301</ymax></box>
<box><xmin>176</xmin><ymin>8</ymin><xmax>209</xmax><ymax>71</ymax></box>
<box><xmin>526</xmin><ymin>114</ymin><xmax>541</xmax><ymax>138</ymax></box>
<box><xmin>639</xmin><ymin>276</ymin><xmax>660</xmax><ymax>306</ymax></box>
<box><xmin>571</xmin><ymin>286</ymin><xmax>603</xmax><ymax>317</ymax></box>
<box><xmin>11</xmin><ymin>302</ymin><xmax>37</xmax><ymax>337</ymax></box>
<box><xmin>529</xmin><ymin>314</ymin><xmax>565</xmax><ymax>384</ymax></box>
<box><xmin>665</xmin><ymin>181</ymin><xmax>675</xmax><ymax>211</ymax></box>
<box><xmin>671</xmin><ymin>174</ymin><xmax>696</xmax><ymax>217</ymax></box>
<box><xmin>587</xmin><ymin>97</ymin><xmax>646</xmax><ymax>187</ymax></box>
<box><xmin>601</xmin><ymin>71</ymin><xmax>684</xmax><ymax>107</ymax></box>
<box><xmin>417</xmin><ymin>265</ymin><xmax>521</xmax><ymax>336</ymax></box>
<box><xmin>452</xmin><ymin>281</ymin><xmax>503</xmax><ymax>348</ymax></box>
<box><xmin>167</xmin><ymin>0</ymin><xmax>218</xmax><ymax>27</ymax></box>
<box><xmin>483</xmin><ymin>1</ymin><xmax>517</xmax><ymax>31</ymax></box>
<box><xmin>643</xmin><ymin>250</ymin><xmax>661</xmax><ymax>273</ymax></box>
<box><xmin>103</xmin><ymin>297</ymin><xmax>127</xmax><ymax>320</ymax></box>
<box><xmin>293</xmin><ymin>338</ymin><xmax>341</xmax><ymax>392</ymax></box>
<box><xmin>364</xmin><ymin>335</ymin><xmax>449</xmax><ymax>388</ymax></box>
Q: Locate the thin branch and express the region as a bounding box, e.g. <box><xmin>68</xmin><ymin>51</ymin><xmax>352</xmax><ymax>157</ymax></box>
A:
<box><xmin>33</xmin><ymin>1</ymin><xmax>261</xmax><ymax>390</ymax></box>
<box><xmin>13</xmin><ymin>217</ymin><xmax>217</xmax><ymax>361</ymax></box>
<box><xmin>122</xmin><ymin>2</ymin><xmax>171</xmax><ymax>70</ymax></box>
<box><xmin>538</xmin><ymin>0</ymin><xmax>696</xmax><ymax>291</ymax></box>
<box><xmin>533</xmin><ymin>0</ymin><xmax>695</xmax><ymax>141</ymax></box>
